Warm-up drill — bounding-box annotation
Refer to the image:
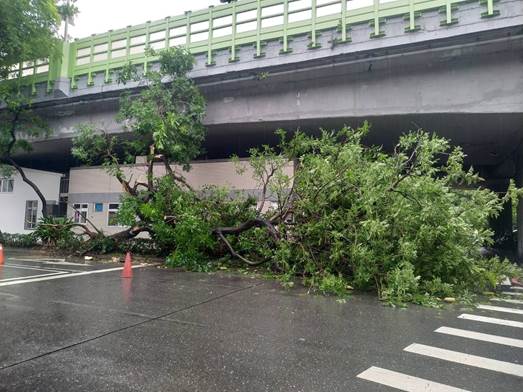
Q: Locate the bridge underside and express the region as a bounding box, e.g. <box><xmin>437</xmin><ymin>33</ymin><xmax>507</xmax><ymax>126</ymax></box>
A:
<box><xmin>18</xmin><ymin>112</ymin><xmax>522</xmax><ymax>173</ymax></box>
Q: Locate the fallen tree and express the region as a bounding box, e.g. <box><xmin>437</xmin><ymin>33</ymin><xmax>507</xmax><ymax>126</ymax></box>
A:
<box><xmin>66</xmin><ymin>47</ymin><xmax>521</xmax><ymax>304</ymax></box>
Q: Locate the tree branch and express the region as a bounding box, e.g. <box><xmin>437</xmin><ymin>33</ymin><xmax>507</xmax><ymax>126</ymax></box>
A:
<box><xmin>213</xmin><ymin>218</ymin><xmax>280</xmax><ymax>266</ymax></box>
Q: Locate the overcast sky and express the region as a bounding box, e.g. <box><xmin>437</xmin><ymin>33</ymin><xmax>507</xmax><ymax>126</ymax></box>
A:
<box><xmin>68</xmin><ymin>0</ymin><xmax>223</xmax><ymax>39</ymax></box>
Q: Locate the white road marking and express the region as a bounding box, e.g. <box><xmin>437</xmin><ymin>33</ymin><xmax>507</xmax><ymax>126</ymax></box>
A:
<box><xmin>404</xmin><ymin>343</ymin><xmax>523</xmax><ymax>377</ymax></box>
<box><xmin>510</xmin><ymin>286</ymin><xmax>523</xmax><ymax>291</ymax></box>
<box><xmin>458</xmin><ymin>314</ymin><xmax>523</xmax><ymax>328</ymax></box>
<box><xmin>357</xmin><ymin>366</ymin><xmax>470</xmax><ymax>392</ymax></box>
<box><xmin>491</xmin><ymin>297</ymin><xmax>523</xmax><ymax>305</ymax></box>
<box><xmin>0</xmin><ymin>271</ymin><xmax>68</xmax><ymax>283</ymax></box>
<box><xmin>435</xmin><ymin>326</ymin><xmax>523</xmax><ymax>348</ymax></box>
<box><xmin>1</xmin><ymin>264</ymin><xmax>67</xmax><ymax>273</ymax></box>
<box><xmin>9</xmin><ymin>257</ymin><xmax>65</xmax><ymax>262</ymax></box>
<box><xmin>503</xmin><ymin>292</ymin><xmax>523</xmax><ymax>297</ymax></box>
<box><xmin>477</xmin><ymin>304</ymin><xmax>523</xmax><ymax>315</ymax></box>
<box><xmin>41</xmin><ymin>260</ymin><xmax>91</xmax><ymax>267</ymax></box>
<box><xmin>0</xmin><ymin>265</ymin><xmax>147</xmax><ymax>287</ymax></box>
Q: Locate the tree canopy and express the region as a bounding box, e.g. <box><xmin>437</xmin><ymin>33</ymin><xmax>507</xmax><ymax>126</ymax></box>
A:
<box><xmin>72</xmin><ymin>47</ymin><xmax>207</xmax><ymax>241</ymax></box>
<box><xmin>0</xmin><ymin>0</ymin><xmax>61</xmax><ymax>79</ymax></box>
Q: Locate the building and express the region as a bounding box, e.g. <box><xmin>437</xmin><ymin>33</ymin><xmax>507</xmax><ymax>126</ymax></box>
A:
<box><xmin>67</xmin><ymin>159</ymin><xmax>293</xmax><ymax>234</ymax></box>
<box><xmin>0</xmin><ymin>168</ymin><xmax>62</xmax><ymax>234</ymax></box>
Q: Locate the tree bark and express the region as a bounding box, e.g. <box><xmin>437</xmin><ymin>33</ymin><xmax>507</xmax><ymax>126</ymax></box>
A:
<box><xmin>6</xmin><ymin>157</ymin><xmax>48</xmax><ymax>218</ymax></box>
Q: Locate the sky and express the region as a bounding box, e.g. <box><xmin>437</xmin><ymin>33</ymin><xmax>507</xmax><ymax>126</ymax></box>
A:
<box><xmin>68</xmin><ymin>0</ymin><xmax>223</xmax><ymax>39</ymax></box>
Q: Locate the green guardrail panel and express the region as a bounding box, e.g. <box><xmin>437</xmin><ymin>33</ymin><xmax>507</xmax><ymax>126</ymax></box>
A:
<box><xmin>1</xmin><ymin>0</ymin><xmax>498</xmax><ymax>91</ymax></box>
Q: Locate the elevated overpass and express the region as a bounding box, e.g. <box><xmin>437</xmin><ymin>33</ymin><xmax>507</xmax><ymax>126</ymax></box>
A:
<box><xmin>5</xmin><ymin>0</ymin><xmax>520</xmax><ymax>166</ymax></box>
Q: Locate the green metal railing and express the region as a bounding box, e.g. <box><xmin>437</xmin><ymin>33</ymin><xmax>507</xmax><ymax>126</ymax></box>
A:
<box><xmin>3</xmin><ymin>0</ymin><xmax>499</xmax><ymax>92</ymax></box>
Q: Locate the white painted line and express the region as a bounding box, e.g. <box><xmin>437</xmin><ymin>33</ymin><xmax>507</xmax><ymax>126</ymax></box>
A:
<box><xmin>1</xmin><ymin>264</ymin><xmax>66</xmax><ymax>273</ymax></box>
<box><xmin>357</xmin><ymin>366</ymin><xmax>470</xmax><ymax>392</ymax></box>
<box><xmin>477</xmin><ymin>304</ymin><xmax>523</xmax><ymax>315</ymax></box>
<box><xmin>0</xmin><ymin>265</ymin><xmax>148</xmax><ymax>287</ymax></box>
<box><xmin>458</xmin><ymin>314</ymin><xmax>523</xmax><ymax>329</ymax></box>
<box><xmin>491</xmin><ymin>297</ymin><xmax>523</xmax><ymax>305</ymax></box>
<box><xmin>41</xmin><ymin>261</ymin><xmax>91</xmax><ymax>267</ymax></box>
<box><xmin>9</xmin><ymin>257</ymin><xmax>66</xmax><ymax>262</ymax></box>
<box><xmin>511</xmin><ymin>286</ymin><xmax>523</xmax><ymax>291</ymax></box>
<box><xmin>435</xmin><ymin>326</ymin><xmax>523</xmax><ymax>348</ymax></box>
<box><xmin>404</xmin><ymin>343</ymin><xmax>523</xmax><ymax>377</ymax></box>
<box><xmin>503</xmin><ymin>292</ymin><xmax>523</xmax><ymax>297</ymax></box>
<box><xmin>0</xmin><ymin>271</ymin><xmax>68</xmax><ymax>283</ymax></box>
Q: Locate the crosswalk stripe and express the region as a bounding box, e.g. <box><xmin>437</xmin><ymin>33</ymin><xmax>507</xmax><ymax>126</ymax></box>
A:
<box><xmin>404</xmin><ymin>343</ymin><xmax>523</xmax><ymax>377</ymax></box>
<box><xmin>458</xmin><ymin>314</ymin><xmax>523</xmax><ymax>328</ymax></box>
<box><xmin>477</xmin><ymin>304</ymin><xmax>523</xmax><ymax>315</ymax></box>
<box><xmin>510</xmin><ymin>287</ymin><xmax>523</xmax><ymax>291</ymax></box>
<box><xmin>503</xmin><ymin>292</ymin><xmax>523</xmax><ymax>297</ymax></box>
<box><xmin>491</xmin><ymin>297</ymin><xmax>523</xmax><ymax>305</ymax></box>
<box><xmin>357</xmin><ymin>366</ymin><xmax>470</xmax><ymax>392</ymax></box>
<box><xmin>435</xmin><ymin>326</ymin><xmax>523</xmax><ymax>348</ymax></box>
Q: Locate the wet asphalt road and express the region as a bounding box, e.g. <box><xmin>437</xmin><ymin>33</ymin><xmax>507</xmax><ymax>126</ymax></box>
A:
<box><xmin>0</xmin><ymin>254</ymin><xmax>522</xmax><ymax>391</ymax></box>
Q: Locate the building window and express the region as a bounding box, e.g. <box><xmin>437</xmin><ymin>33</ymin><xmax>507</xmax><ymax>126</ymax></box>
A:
<box><xmin>24</xmin><ymin>200</ymin><xmax>38</xmax><ymax>230</ymax></box>
<box><xmin>0</xmin><ymin>178</ymin><xmax>14</xmax><ymax>193</ymax></box>
<box><xmin>73</xmin><ymin>203</ymin><xmax>89</xmax><ymax>224</ymax></box>
<box><xmin>108</xmin><ymin>203</ymin><xmax>120</xmax><ymax>226</ymax></box>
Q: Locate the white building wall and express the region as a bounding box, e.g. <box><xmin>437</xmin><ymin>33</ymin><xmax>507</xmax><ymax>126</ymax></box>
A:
<box><xmin>0</xmin><ymin>168</ymin><xmax>62</xmax><ymax>234</ymax></box>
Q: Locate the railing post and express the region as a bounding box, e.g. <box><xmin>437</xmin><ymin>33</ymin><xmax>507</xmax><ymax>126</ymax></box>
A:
<box><xmin>255</xmin><ymin>0</ymin><xmax>263</xmax><ymax>58</ymax></box>
<box><xmin>405</xmin><ymin>0</ymin><xmax>420</xmax><ymax>32</ymax></box>
<box><xmin>440</xmin><ymin>0</ymin><xmax>457</xmax><ymax>26</ymax></box>
<box><xmin>230</xmin><ymin>1</ymin><xmax>238</xmax><ymax>62</ymax></box>
<box><xmin>340</xmin><ymin>0</ymin><xmax>348</xmax><ymax>43</ymax></box>
<box><xmin>87</xmin><ymin>35</ymin><xmax>94</xmax><ymax>86</ymax></box>
<box><xmin>144</xmin><ymin>21</ymin><xmax>151</xmax><ymax>75</ymax></box>
<box><xmin>207</xmin><ymin>6</ymin><xmax>215</xmax><ymax>66</ymax></box>
<box><xmin>164</xmin><ymin>17</ymin><xmax>170</xmax><ymax>50</ymax></box>
<box><xmin>69</xmin><ymin>40</ymin><xmax>77</xmax><ymax>89</ymax></box>
<box><xmin>125</xmin><ymin>25</ymin><xmax>131</xmax><ymax>60</ymax></box>
<box><xmin>370</xmin><ymin>0</ymin><xmax>384</xmax><ymax>38</ymax></box>
<box><xmin>105</xmin><ymin>30</ymin><xmax>112</xmax><ymax>83</ymax></box>
<box><xmin>185</xmin><ymin>11</ymin><xmax>192</xmax><ymax>49</ymax></box>
<box><xmin>409</xmin><ymin>0</ymin><xmax>415</xmax><ymax>31</ymax></box>
<box><xmin>487</xmin><ymin>0</ymin><xmax>494</xmax><ymax>15</ymax></box>
<box><xmin>310</xmin><ymin>0</ymin><xmax>319</xmax><ymax>49</ymax></box>
<box><xmin>281</xmin><ymin>0</ymin><xmax>290</xmax><ymax>53</ymax></box>
<box><xmin>481</xmin><ymin>0</ymin><xmax>499</xmax><ymax>18</ymax></box>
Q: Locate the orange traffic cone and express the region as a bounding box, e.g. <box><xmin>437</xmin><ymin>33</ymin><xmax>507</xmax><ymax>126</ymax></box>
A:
<box><xmin>121</xmin><ymin>251</ymin><xmax>133</xmax><ymax>278</ymax></box>
<box><xmin>0</xmin><ymin>244</ymin><xmax>4</xmax><ymax>265</ymax></box>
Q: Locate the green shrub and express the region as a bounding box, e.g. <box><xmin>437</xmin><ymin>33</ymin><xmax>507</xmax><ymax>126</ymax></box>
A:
<box><xmin>34</xmin><ymin>216</ymin><xmax>80</xmax><ymax>249</ymax></box>
<box><xmin>381</xmin><ymin>262</ymin><xmax>420</xmax><ymax>305</ymax></box>
<box><xmin>0</xmin><ymin>232</ymin><xmax>38</xmax><ymax>248</ymax></box>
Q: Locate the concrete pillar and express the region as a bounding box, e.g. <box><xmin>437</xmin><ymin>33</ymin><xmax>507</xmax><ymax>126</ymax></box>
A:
<box><xmin>516</xmin><ymin>148</ymin><xmax>523</xmax><ymax>265</ymax></box>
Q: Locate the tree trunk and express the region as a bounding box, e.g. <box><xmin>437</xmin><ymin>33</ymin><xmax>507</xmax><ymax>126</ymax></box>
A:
<box><xmin>7</xmin><ymin>157</ymin><xmax>48</xmax><ymax>218</ymax></box>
